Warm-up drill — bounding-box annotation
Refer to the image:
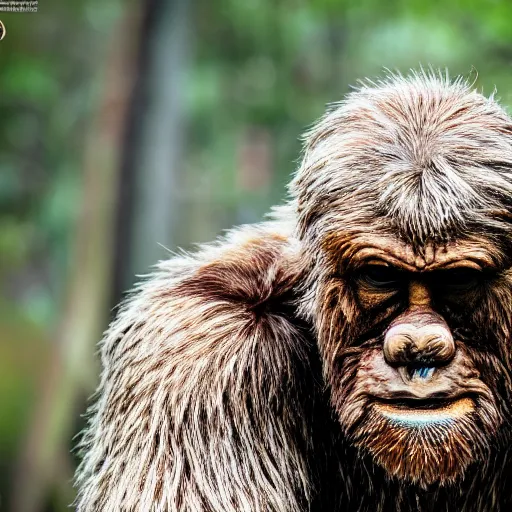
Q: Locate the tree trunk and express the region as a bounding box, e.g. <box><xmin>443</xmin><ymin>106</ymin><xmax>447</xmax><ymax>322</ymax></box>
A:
<box><xmin>112</xmin><ymin>0</ymin><xmax>193</xmax><ymax>304</ymax></box>
<box><xmin>9</xmin><ymin>9</ymin><xmax>141</xmax><ymax>512</ymax></box>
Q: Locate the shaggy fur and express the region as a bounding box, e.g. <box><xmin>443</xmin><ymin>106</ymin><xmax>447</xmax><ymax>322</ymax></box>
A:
<box><xmin>76</xmin><ymin>71</ymin><xmax>512</xmax><ymax>511</ymax></box>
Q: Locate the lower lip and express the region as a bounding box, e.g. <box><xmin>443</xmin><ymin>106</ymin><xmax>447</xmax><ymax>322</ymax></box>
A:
<box><xmin>373</xmin><ymin>397</ymin><xmax>475</xmax><ymax>426</ymax></box>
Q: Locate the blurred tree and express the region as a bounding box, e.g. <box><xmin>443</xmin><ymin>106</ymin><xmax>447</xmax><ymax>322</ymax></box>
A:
<box><xmin>2</xmin><ymin>1</ymin><xmax>512</xmax><ymax>511</ymax></box>
<box><xmin>8</xmin><ymin>5</ymin><xmax>140</xmax><ymax>511</ymax></box>
<box><xmin>113</xmin><ymin>0</ymin><xmax>193</xmax><ymax>301</ymax></box>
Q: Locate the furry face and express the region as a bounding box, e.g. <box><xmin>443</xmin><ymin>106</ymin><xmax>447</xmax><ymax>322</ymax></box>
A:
<box><xmin>319</xmin><ymin>238</ymin><xmax>507</xmax><ymax>486</ymax></box>
<box><xmin>293</xmin><ymin>74</ymin><xmax>512</xmax><ymax>488</ymax></box>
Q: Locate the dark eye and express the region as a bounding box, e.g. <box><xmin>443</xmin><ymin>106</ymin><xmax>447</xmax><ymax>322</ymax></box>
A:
<box><xmin>432</xmin><ymin>267</ymin><xmax>483</xmax><ymax>292</ymax></box>
<box><xmin>357</xmin><ymin>264</ymin><xmax>404</xmax><ymax>290</ymax></box>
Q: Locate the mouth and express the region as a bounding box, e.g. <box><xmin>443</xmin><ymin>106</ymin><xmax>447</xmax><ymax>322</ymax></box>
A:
<box><xmin>372</xmin><ymin>395</ymin><xmax>475</xmax><ymax>426</ymax></box>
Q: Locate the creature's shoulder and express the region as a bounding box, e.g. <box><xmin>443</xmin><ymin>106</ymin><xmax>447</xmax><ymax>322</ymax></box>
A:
<box><xmin>75</xmin><ymin>219</ymin><xmax>316</xmax><ymax>512</ymax></box>
<box><xmin>102</xmin><ymin>219</ymin><xmax>305</xmax><ymax>361</ymax></box>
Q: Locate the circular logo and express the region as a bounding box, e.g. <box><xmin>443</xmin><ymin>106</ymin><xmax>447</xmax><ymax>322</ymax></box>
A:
<box><xmin>0</xmin><ymin>20</ymin><xmax>5</xmax><ymax>41</ymax></box>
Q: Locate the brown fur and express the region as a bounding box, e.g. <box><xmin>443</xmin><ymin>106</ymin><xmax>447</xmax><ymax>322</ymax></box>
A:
<box><xmin>76</xmin><ymin>71</ymin><xmax>512</xmax><ymax>511</ymax></box>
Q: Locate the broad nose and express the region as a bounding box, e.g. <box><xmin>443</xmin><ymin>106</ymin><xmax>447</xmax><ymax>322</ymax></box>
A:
<box><xmin>383</xmin><ymin>314</ymin><xmax>455</xmax><ymax>366</ymax></box>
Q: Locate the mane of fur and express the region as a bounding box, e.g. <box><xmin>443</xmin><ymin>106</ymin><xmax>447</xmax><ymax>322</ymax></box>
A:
<box><xmin>291</xmin><ymin>70</ymin><xmax>512</xmax><ymax>248</ymax></box>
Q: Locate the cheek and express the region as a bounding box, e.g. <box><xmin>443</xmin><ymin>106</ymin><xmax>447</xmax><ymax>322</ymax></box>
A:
<box><xmin>316</xmin><ymin>281</ymin><xmax>356</xmax><ymax>336</ymax></box>
<box><xmin>355</xmin><ymin>286</ymin><xmax>400</xmax><ymax>310</ymax></box>
<box><xmin>469</xmin><ymin>349</ymin><xmax>512</xmax><ymax>417</ymax></box>
<box><xmin>316</xmin><ymin>280</ymin><xmax>402</xmax><ymax>349</ymax></box>
<box><xmin>353</xmin><ymin>286</ymin><xmax>407</xmax><ymax>337</ymax></box>
<box><xmin>327</xmin><ymin>349</ymin><xmax>373</xmax><ymax>427</ymax></box>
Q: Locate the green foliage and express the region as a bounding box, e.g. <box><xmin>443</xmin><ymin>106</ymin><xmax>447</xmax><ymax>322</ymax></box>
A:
<box><xmin>3</xmin><ymin>1</ymin><xmax>512</xmax><ymax>510</ymax></box>
<box><xmin>188</xmin><ymin>0</ymin><xmax>512</xmax><ymax>239</ymax></box>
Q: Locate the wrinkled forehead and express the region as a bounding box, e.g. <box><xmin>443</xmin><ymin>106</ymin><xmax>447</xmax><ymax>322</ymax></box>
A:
<box><xmin>320</xmin><ymin>231</ymin><xmax>508</xmax><ymax>272</ymax></box>
<box><xmin>293</xmin><ymin>77</ymin><xmax>512</xmax><ymax>247</ymax></box>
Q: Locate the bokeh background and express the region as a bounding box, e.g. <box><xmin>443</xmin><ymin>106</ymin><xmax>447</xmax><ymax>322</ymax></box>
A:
<box><xmin>1</xmin><ymin>0</ymin><xmax>512</xmax><ymax>510</ymax></box>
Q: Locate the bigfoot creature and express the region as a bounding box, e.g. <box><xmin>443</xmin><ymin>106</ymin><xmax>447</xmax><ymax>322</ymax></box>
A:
<box><xmin>75</xmin><ymin>72</ymin><xmax>512</xmax><ymax>511</ymax></box>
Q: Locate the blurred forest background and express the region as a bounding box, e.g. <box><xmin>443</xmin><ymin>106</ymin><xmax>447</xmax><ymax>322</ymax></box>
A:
<box><xmin>1</xmin><ymin>0</ymin><xmax>512</xmax><ymax>510</ymax></box>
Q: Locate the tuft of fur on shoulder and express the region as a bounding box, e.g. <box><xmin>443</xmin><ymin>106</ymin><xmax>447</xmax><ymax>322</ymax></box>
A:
<box><xmin>74</xmin><ymin>218</ymin><xmax>319</xmax><ymax>512</ymax></box>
